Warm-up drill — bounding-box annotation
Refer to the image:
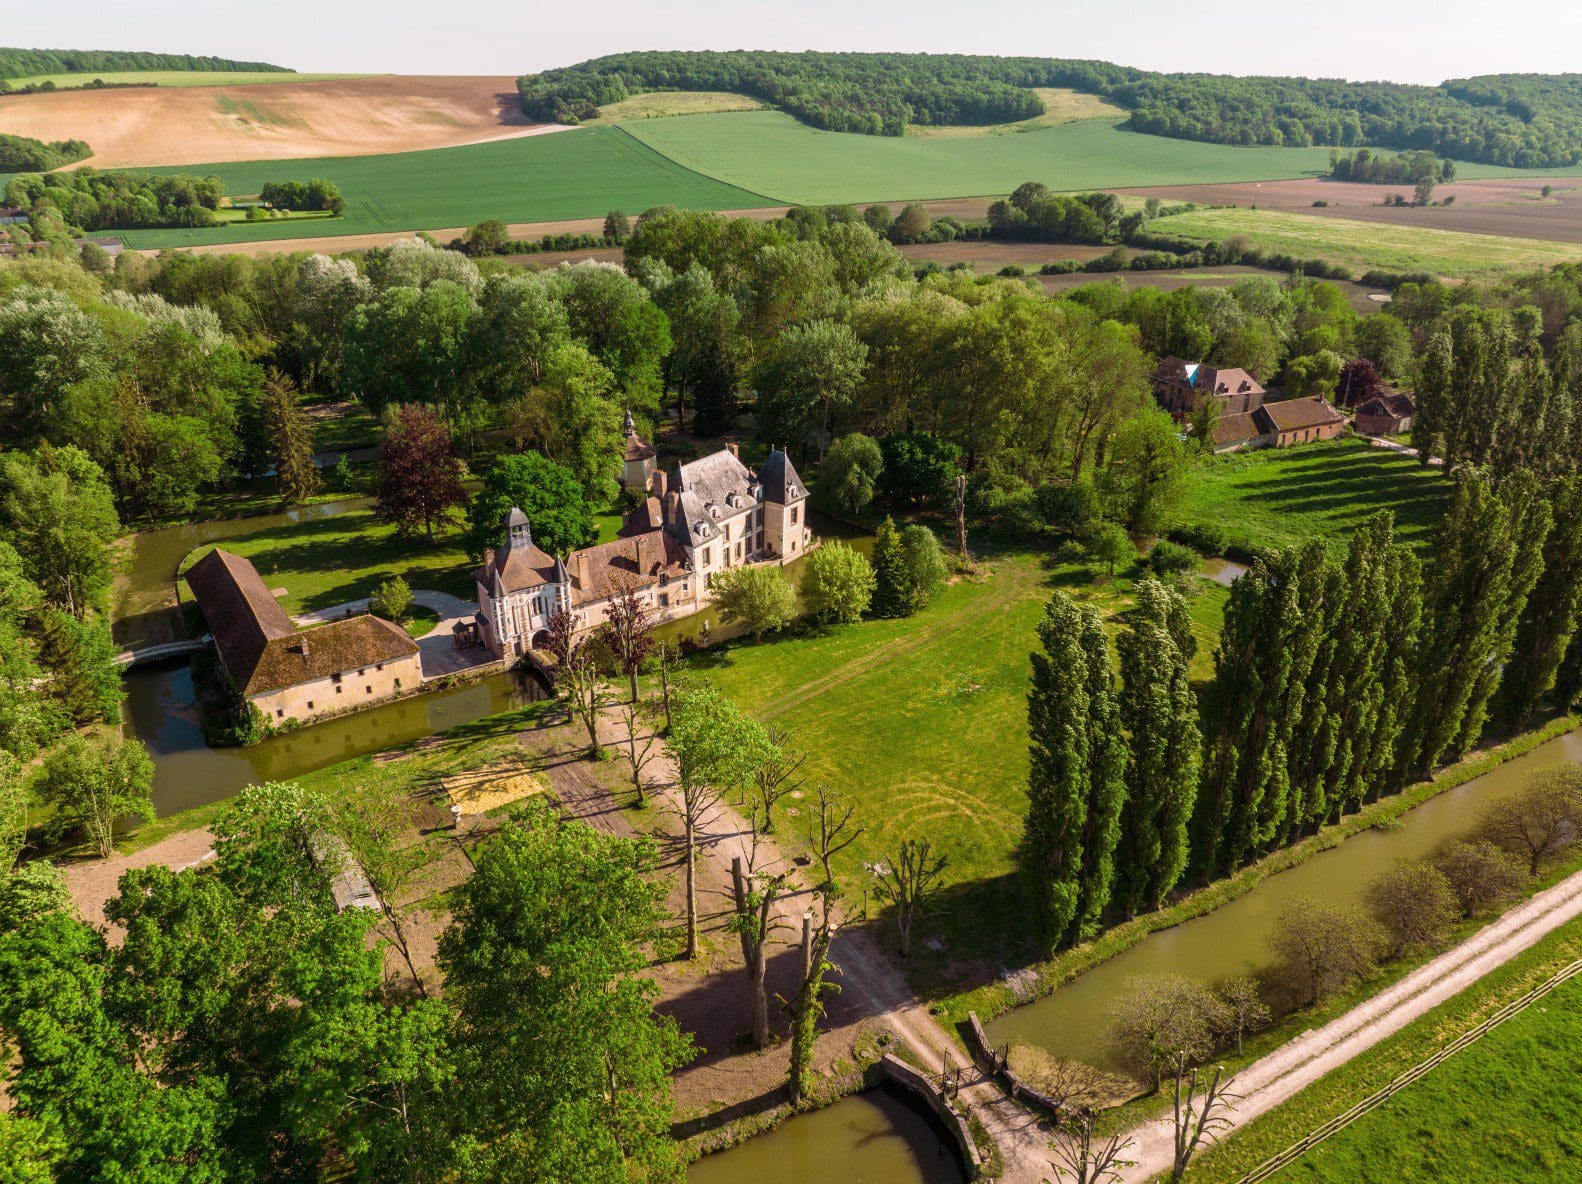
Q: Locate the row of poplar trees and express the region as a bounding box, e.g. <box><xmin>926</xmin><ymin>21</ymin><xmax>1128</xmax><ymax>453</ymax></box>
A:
<box><xmin>1025</xmin><ymin>467</ymin><xmax>1582</xmax><ymax>950</ymax></box>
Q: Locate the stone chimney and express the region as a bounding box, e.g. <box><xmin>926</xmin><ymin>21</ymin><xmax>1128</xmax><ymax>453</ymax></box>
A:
<box><xmin>650</xmin><ymin>469</ymin><xmax>668</xmax><ymax>498</ymax></box>
<box><xmin>727</xmin><ymin>442</ymin><xmax>739</xmax><ymax>459</ymax></box>
<box><xmin>483</xmin><ymin>545</ymin><xmax>495</xmax><ymax>568</ymax></box>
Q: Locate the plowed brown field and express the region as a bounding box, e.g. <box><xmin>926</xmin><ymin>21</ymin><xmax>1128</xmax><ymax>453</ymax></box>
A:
<box><xmin>1117</xmin><ymin>177</ymin><xmax>1582</xmax><ymax>244</ymax></box>
<box><xmin>0</xmin><ymin>75</ymin><xmax>567</xmax><ymax>168</ymax></box>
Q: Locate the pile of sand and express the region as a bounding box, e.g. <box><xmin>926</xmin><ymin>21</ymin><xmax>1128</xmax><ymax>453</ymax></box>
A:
<box><xmin>0</xmin><ymin>75</ymin><xmax>568</xmax><ymax>168</ymax></box>
<box><xmin>441</xmin><ymin>762</ymin><xmax>546</xmax><ymax>816</ymax></box>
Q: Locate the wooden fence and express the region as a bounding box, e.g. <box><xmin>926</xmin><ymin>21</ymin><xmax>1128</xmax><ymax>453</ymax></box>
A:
<box><xmin>1234</xmin><ymin>955</ymin><xmax>1582</xmax><ymax>1184</ymax></box>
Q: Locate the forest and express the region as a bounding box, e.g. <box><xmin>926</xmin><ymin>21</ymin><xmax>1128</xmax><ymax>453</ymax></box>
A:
<box><xmin>0</xmin><ymin>46</ymin><xmax>285</xmax><ymax>80</ymax></box>
<box><xmin>0</xmin><ymin>131</ymin><xmax>90</xmax><ymax>173</ymax></box>
<box><xmin>517</xmin><ymin>50</ymin><xmax>1582</xmax><ymax>167</ymax></box>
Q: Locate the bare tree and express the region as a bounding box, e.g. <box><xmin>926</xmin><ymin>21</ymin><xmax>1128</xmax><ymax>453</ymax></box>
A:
<box><xmin>601</xmin><ymin>576</ymin><xmax>655</xmax><ymax>703</ymax></box>
<box><xmin>1108</xmin><ymin>974</ymin><xmax>1229</xmax><ymax>1090</ymax></box>
<box><xmin>653</xmin><ymin>640</ymin><xmax>680</xmax><ymax>733</ymax></box>
<box><xmin>730</xmin><ymin>839</ymin><xmax>787</xmax><ymax>1050</ymax></box>
<box><xmin>1363</xmin><ymin>859</ymin><xmax>1459</xmax><ymax>956</ymax></box>
<box><xmin>1475</xmin><ymin>767</ymin><xmax>1582</xmax><ymax>875</ymax></box>
<box><xmin>1050</xmin><ymin>1109</ymin><xmax>1133</xmax><ymax>1184</ymax></box>
<box><xmin>1268</xmin><ymin>896</ymin><xmax>1384</xmax><ymax>1008</ymax></box>
<box><xmin>749</xmin><ymin>730</ymin><xmax>806</xmax><ymax>835</ymax></box>
<box><xmin>872</xmin><ymin>836</ymin><xmax>948</xmax><ymax>957</ymax></box>
<box><xmin>786</xmin><ymin>906</ymin><xmax>838</xmax><ymax>1104</ymax></box>
<box><xmin>617</xmin><ymin>700</ymin><xmax>660</xmax><ymax>808</ymax></box>
<box><xmin>954</xmin><ymin>472</ymin><xmax>971</xmax><ymax>566</ymax></box>
<box><xmin>1170</xmin><ymin>1063</ymin><xmax>1236</xmax><ymax>1182</ymax></box>
<box><xmin>546</xmin><ymin>610</ymin><xmax>608</xmax><ymax>759</ymax></box>
<box><xmin>1433</xmin><ymin>839</ymin><xmax>1528</xmax><ymax>917</ymax></box>
<box><xmin>1213</xmin><ymin>973</ymin><xmax>1269</xmax><ymax>1056</ymax></box>
<box><xmin>809</xmin><ymin>784</ymin><xmax>860</xmax><ymax>900</ymax></box>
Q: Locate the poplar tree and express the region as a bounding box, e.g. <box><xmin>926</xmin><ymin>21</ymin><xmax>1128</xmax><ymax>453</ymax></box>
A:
<box><xmin>1024</xmin><ymin>591</ymin><xmax>1124</xmax><ymax>947</ymax></box>
<box><xmin>1403</xmin><ymin>468</ymin><xmax>1552</xmax><ymax>778</ymax></box>
<box><xmin>1499</xmin><ymin>476</ymin><xmax>1582</xmax><ymax>730</ymax></box>
<box><xmin>260</xmin><ymin>368</ymin><xmax>320</xmax><ymax>506</ymax></box>
<box><xmin>1115</xmin><ymin>580</ymin><xmax>1200</xmax><ymax>917</ymax></box>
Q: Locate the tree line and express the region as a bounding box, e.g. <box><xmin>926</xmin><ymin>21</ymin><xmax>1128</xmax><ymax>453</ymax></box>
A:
<box><xmin>0</xmin><ymin>132</ymin><xmax>90</xmax><ymax>173</ymax></box>
<box><xmin>3</xmin><ymin>171</ymin><xmax>343</xmax><ymax>237</ymax></box>
<box><xmin>515</xmin><ymin>50</ymin><xmax>1582</xmax><ymax>166</ymax></box>
<box><xmin>0</xmin><ymin>46</ymin><xmax>286</xmax><ymax>79</ymax></box>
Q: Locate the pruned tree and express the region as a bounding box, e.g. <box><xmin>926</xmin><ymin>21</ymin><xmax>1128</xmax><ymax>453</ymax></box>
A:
<box><xmin>618</xmin><ymin>700</ymin><xmax>661</xmax><ymax>808</ymax></box>
<box><xmin>653</xmin><ymin>640</ymin><xmax>680</xmax><ymax>733</ymax></box>
<box><xmin>1268</xmin><ymin>896</ymin><xmax>1383</xmax><ymax>1007</ymax></box>
<box><xmin>1050</xmin><ymin>1109</ymin><xmax>1133</xmax><ymax>1184</ymax></box>
<box><xmin>546</xmin><ymin>611</ymin><xmax>608</xmax><ymax>760</ymax></box>
<box><xmin>1108</xmin><ymin>973</ymin><xmax>1229</xmax><ymax>1089</ymax></box>
<box><xmin>1213</xmin><ymin>973</ymin><xmax>1269</xmax><ymax>1056</ymax></box>
<box><xmin>808</xmin><ymin>784</ymin><xmax>861</xmax><ymax>901</ymax></box>
<box><xmin>601</xmin><ymin>576</ymin><xmax>655</xmax><ymax>703</ymax></box>
<box><xmin>1474</xmin><ymin>766</ymin><xmax>1582</xmax><ymax>874</ymax></box>
<box><xmin>786</xmin><ymin>906</ymin><xmax>837</xmax><ymax>1104</ymax></box>
<box><xmin>1362</xmin><ymin>859</ymin><xmax>1459</xmax><ymax>956</ymax></box>
<box><xmin>872</xmin><ymin>837</ymin><xmax>948</xmax><ymax>957</ymax></box>
<box><xmin>1170</xmin><ymin>1063</ymin><xmax>1236</xmax><ymax>1182</ymax></box>
<box><xmin>1432</xmin><ymin>839</ymin><xmax>1528</xmax><ymax>917</ymax></box>
<box><xmin>747</xmin><ymin>730</ymin><xmax>806</xmax><ymax>835</ymax></box>
<box><xmin>729</xmin><ymin>839</ymin><xmax>787</xmax><ymax>1050</ymax></box>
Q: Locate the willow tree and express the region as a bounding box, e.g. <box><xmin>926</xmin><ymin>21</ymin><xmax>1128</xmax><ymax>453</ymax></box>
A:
<box><xmin>1115</xmin><ymin>580</ymin><xmax>1200</xmax><ymax>917</ymax></box>
<box><xmin>1024</xmin><ymin>591</ymin><xmax>1125</xmax><ymax>947</ymax></box>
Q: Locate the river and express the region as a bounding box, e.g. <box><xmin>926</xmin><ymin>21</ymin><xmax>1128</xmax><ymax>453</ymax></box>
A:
<box><xmin>985</xmin><ymin>727</ymin><xmax>1582</xmax><ymax>1070</ymax></box>
<box><xmin>686</xmin><ymin>1088</ymin><xmax>966</xmax><ymax>1184</ymax></box>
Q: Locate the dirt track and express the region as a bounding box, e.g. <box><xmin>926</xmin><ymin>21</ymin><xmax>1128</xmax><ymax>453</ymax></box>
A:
<box><xmin>1116</xmin><ymin>861</ymin><xmax>1582</xmax><ymax>1181</ymax></box>
<box><xmin>0</xmin><ymin>75</ymin><xmax>566</xmax><ymax>168</ymax></box>
<box><xmin>1118</xmin><ymin>177</ymin><xmax>1582</xmax><ymax>244</ymax></box>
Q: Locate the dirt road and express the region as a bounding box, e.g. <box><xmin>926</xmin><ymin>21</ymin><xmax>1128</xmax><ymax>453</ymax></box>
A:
<box><xmin>1116</xmin><ymin>861</ymin><xmax>1582</xmax><ymax>1181</ymax></box>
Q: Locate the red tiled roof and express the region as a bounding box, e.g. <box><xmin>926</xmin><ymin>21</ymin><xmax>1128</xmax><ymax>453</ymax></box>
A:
<box><xmin>1211</xmin><ymin>411</ymin><xmax>1266</xmax><ymax>446</ymax></box>
<box><xmin>1260</xmin><ymin>397</ymin><xmax>1344</xmax><ymax>432</ymax></box>
<box><xmin>568</xmin><ymin>531</ymin><xmax>690</xmax><ymax>605</ymax></box>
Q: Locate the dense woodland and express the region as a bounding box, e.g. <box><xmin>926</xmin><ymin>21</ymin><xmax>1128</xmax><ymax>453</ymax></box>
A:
<box><xmin>0</xmin><ymin>46</ymin><xmax>284</xmax><ymax>80</ymax></box>
<box><xmin>517</xmin><ymin>50</ymin><xmax>1582</xmax><ymax>166</ymax></box>
<box><xmin>2</xmin><ymin>171</ymin><xmax>342</xmax><ymax>235</ymax></box>
<box><xmin>0</xmin><ymin>132</ymin><xmax>90</xmax><ymax>172</ymax></box>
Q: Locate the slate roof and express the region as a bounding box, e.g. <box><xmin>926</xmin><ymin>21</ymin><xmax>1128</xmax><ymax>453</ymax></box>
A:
<box><xmin>758</xmin><ymin>449</ymin><xmax>806</xmax><ymax>504</ymax></box>
<box><xmin>1260</xmin><ymin>396</ymin><xmax>1344</xmax><ymax>432</ymax></box>
<box><xmin>186</xmin><ymin>548</ymin><xmax>418</xmax><ymax>696</ymax></box>
<box><xmin>674</xmin><ymin>450</ymin><xmax>759</xmax><ymax>513</ymax></box>
<box><xmin>566</xmin><ymin>531</ymin><xmax>690</xmax><ymax>605</ymax></box>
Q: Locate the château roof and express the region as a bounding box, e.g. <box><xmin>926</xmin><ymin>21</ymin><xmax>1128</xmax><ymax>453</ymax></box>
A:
<box><xmin>566</xmin><ymin>531</ymin><xmax>690</xmax><ymax>605</ymax></box>
<box><xmin>477</xmin><ymin>533</ymin><xmax>562</xmax><ymax>595</ymax></box>
<box><xmin>758</xmin><ymin>449</ymin><xmax>805</xmax><ymax>504</ymax></box>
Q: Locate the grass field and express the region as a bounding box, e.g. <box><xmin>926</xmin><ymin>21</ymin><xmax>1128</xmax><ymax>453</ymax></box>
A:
<box><xmin>1149</xmin><ymin>205</ymin><xmax>1582</xmax><ymax>279</ymax></box>
<box><xmin>905</xmin><ymin>87</ymin><xmax>1128</xmax><ymax>137</ymax></box>
<box><xmin>1189</xmin><ymin>916</ymin><xmax>1582</xmax><ymax>1184</ymax></box>
<box><xmin>115</xmin><ymin>126</ymin><xmax>772</xmax><ymax>247</ymax></box>
<box><xmin>595</xmin><ymin>90</ymin><xmax>764</xmax><ymax>119</ymax></box>
<box><xmin>1</xmin><ymin>70</ymin><xmax>366</xmax><ymax>89</ymax></box>
<box><xmin>620</xmin><ymin>111</ymin><xmax>1340</xmax><ymax>206</ymax></box>
<box><xmin>177</xmin><ymin>505</ymin><xmax>476</xmax><ymax>614</ymax></box>
<box><xmin>1177</xmin><ymin>440</ymin><xmax>1451</xmax><ymax>556</ymax></box>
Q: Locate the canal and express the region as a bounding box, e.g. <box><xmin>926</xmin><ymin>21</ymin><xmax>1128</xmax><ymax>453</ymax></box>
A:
<box><xmin>985</xmin><ymin>726</ymin><xmax>1582</xmax><ymax>1070</ymax></box>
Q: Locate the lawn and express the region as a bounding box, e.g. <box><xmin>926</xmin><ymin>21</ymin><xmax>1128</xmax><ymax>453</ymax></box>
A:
<box><xmin>682</xmin><ymin>547</ymin><xmax>1228</xmax><ymax>993</ymax></box>
<box><xmin>114</xmin><ymin>125</ymin><xmax>773</xmax><ymax>248</ymax></box>
<box><xmin>595</xmin><ymin>90</ymin><xmax>765</xmax><ymax>120</ymax></box>
<box><xmin>1177</xmin><ymin>440</ymin><xmax>1451</xmax><ymax>557</ymax></box>
<box><xmin>1148</xmin><ymin>205</ymin><xmax>1582</xmax><ymax>280</ymax></box>
<box><xmin>1189</xmin><ymin>916</ymin><xmax>1582</xmax><ymax>1184</ymax></box>
<box><xmin>0</xmin><ymin>70</ymin><xmax>365</xmax><ymax>88</ymax></box>
<box><xmin>620</xmin><ymin>111</ymin><xmax>1339</xmax><ymax>207</ymax></box>
<box><xmin>177</xmin><ymin>505</ymin><xmax>476</xmax><ymax>615</ymax></box>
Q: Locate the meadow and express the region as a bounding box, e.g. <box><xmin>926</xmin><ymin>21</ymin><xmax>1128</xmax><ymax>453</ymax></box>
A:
<box><xmin>1</xmin><ymin>70</ymin><xmax>364</xmax><ymax>88</ymax></box>
<box><xmin>1149</xmin><ymin>205</ymin><xmax>1582</xmax><ymax>280</ymax></box>
<box><xmin>1176</xmin><ymin>440</ymin><xmax>1452</xmax><ymax>556</ymax></box>
<box><xmin>115</xmin><ymin>125</ymin><xmax>772</xmax><ymax>247</ymax></box>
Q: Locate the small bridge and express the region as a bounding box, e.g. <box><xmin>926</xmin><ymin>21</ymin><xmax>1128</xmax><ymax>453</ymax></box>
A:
<box><xmin>114</xmin><ymin>639</ymin><xmax>205</xmax><ymax>668</ymax></box>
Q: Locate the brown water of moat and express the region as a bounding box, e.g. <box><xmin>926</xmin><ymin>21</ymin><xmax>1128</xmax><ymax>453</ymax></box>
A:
<box><xmin>985</xmin><ymin>728</ymin><xmax>1582</xmax><ymax>1070</ymax></box>
<box><xmin>686</xmin><ymin>1087</ymin><xmax>966</xmax><ymax>1184</ymax></box>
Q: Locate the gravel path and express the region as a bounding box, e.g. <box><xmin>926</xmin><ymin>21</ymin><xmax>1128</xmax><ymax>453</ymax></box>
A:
<box><xmin>1116</xmin><ymin>861</ymin><xmax>1582</xmax><ymax>1181</ymax></box>
<box><xmin>59</xmin><ymin>828</ymin><xmax>217</xmax><ymax>929</ymax></box>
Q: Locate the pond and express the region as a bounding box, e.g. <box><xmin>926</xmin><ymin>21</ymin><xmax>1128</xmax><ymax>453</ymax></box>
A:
<box><xmin>686</xmin><ymin>1087</ymin><xmax>966</xmax><ymax>1184</ymax></box>
<box><xmin>984</xmin><ymin>727</ymin><xmax>1582</xmax><ymax>1070</ymax></box>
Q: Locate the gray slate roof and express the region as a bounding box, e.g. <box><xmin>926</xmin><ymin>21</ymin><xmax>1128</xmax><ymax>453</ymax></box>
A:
<box><xmin>758</xmin><ymin>449</ymin><xmax>805</xmax><ymax>504</ymax></box>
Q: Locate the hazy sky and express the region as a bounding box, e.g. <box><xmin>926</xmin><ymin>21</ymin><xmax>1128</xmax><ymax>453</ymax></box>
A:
<box><xmin>15</xmin><ymin>1</ymin><xmax>1580</xmax><ymax>84</ymax></box>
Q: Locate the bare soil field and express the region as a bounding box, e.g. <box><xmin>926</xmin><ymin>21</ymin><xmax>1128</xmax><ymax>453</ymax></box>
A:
<box><xmin>0</xmin><ymin>75</ymin><xmax>566</xmax><ymax>168</ymax></box>
<box><xmin>1034</xmin><ymin>264</ymin><xmax>1390</xmax><ymax>313</ymax></box>
<box><xmin>1118</xmin><ymin>177</ymin><xmax>1582</xmax><ymax>244</ymax></box>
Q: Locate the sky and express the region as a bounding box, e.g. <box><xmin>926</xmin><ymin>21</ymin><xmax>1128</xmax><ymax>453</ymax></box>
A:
<box><xmin>16</xmin><ymin>1</ymin><xmax>1582</xmax><ymax>84</ymax></box>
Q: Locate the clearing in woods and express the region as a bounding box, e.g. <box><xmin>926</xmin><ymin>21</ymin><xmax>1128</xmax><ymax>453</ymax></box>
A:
<box><xmin>0</xmin><ymin>75</ymin><xmax>556</xmax><ymax>168</ymax></box>
<box><xmin>594</xmin><ymin>90</ymin><xmax>765</xmax><ymax>119</ymax></box>
<box><xmin>906</xmin><ymin>86</ymin><xmax>1129</xmax><ymax>136</ymax></box>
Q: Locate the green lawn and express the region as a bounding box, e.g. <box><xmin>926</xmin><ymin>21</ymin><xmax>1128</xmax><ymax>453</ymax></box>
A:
<box><xmin>682</xmin><ymin>547</ymin><xmax>1227</xmax><ymax>993</ymax></box>
<box><xmin>1190</xmin><ymin>916</ymin><xmax>1582</xmax><ymax>1184</ymax></box>
<box><xmin>177</xmin><ymin>505</ymin><xmax>476</xmax><ymax>615</ymax></box>
<box><xmin>115</xmin><ymin>126</ymin><xmax>773</xmax><ymax>248</ymax></box>
<box><xmin>1149</xmin><ymin>206</ymin><xmax>1582</xmax><ymax>280</ymax></box>
<box><xmin>1177</xmin><ymin>440</ymin><xmax>1450</xmax><ymax>557</ymax></box>
<box><xmin>1</xmin><ymin>70</ymin><xmax>366</xmax><ymax>88</ymax></box>
<box><xmin>620</xmin><ymin>112</ymin><xmax>1339</xmax><ymax>206</ymax></box>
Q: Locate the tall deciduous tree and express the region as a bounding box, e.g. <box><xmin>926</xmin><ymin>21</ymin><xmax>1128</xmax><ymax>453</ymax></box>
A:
<box><xmin>755</xmin><ymin>319</ymin><xmax>868</xmax><ymax>460</ymax></box>
<box><xmin>601</xmin><ymin>577</ymin><xmax>655</xmax><ymax>703</ymax></box>
<box><xmin>439</xmin><ymin>799</ymin><xmax>691</xmax><ymax>1184</ymax></box>
<box><xmin>0</xmin><ymin>444</ymin><xmax>120</xmax><ymax>617</ymax></box>
<box><xmin>374</xmin><ymin>404</ymin><xmax>467</xmax><ymax>541</ymax></box>
<box><xmin>30</xmin><ymin>730</ymin><xmax>153</xmax><ymax>858</ymax></box>
<box><xmin>869</xmin><ymin>516</ymin><xmax>911</xmax><ymax>618</ymax></box>
<box><xmin>466</xmin><ymin>449</ymin><xmax>596</xmax><ymax>560</ymax></box>
<box><xmin>710</xmin><ymin>564</ymin><xmax>797</xmax><ymax>643</ymax></box>
<box><xmin>1115</xmin><ymin>580</ymin><xmax>1200</xmax><ymax>917</ymax></box>
<box><xmin>801</xmin><ymin>540</ymin><xmax>876</xmax><ymax>624</ymax></box>
<box><xmin>1024</xmin><ymin>591</ymin><xmax>1126</xmax><ymax>947</ymax></box>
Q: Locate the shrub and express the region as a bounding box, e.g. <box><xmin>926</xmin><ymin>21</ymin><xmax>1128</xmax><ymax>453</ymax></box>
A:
<box><xmin>801</xmin><ymin>541</ymin><xmax>876</xmax><ymax>624</ymax></box>
<box><xmin>1141</xmin><ymin>539</ymin><xmax>1199</xmax><ymax>578</ymax></box>
<box><xmin>1169</xmin><ymin>522</ymin><xmax>1229</xmax><ymax>556</ymax></box>
<box><xmin>369</xmin><ymin>575</ymin><xmax>413</xmax><ymax>624</ymax></box>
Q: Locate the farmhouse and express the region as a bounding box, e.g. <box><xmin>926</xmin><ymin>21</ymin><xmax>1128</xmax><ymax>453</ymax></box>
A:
<box><xmin>1206</xmin><ymin>396</ymin><xmax>1347</xmax><ymax>453</ymax></box>
<box><xmin>1151</xmin><ymin>357</ymin><xmax>1266</xmax><ymax>417</ymax></box>
<box><xmin>187</xmin><ymin>548</ymin><xmax>422</xmax><ymax>725</ymax></box>
<box><xmin>1352</xmin><ymin>392</ymin><xmax>1417</xmax><ymax>436</ymax></box>
<box><xmin>476</xmin><ymin>445</ymin><xmax>811</xmax><ymax>658</ymax></box>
